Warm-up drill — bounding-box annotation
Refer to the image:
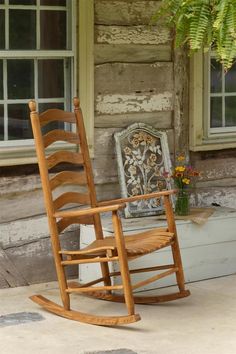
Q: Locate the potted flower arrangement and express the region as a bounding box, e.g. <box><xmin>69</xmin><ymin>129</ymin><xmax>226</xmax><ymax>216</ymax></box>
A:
<box><xmin>164</xmin><ymin>155</ymin><xmax>200</xmax><ymax>216</ymax></box>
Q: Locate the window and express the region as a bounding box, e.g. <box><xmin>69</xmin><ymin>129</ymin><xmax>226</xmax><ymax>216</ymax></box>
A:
<box><xmin>0</xmin><ymin>0</ymin><xmax>76</xmax><ymax>165</ymax></box>
<box><xmin>190</xmin><ymin>51</ymin><xmax>236</xmax><ymax>151</ymax></box>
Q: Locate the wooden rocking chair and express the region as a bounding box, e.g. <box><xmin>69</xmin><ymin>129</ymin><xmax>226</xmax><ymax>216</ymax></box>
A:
<box><xmin>29</xmin><ymin>98</ymin><xmax>190</xmax><ymax>326</ymax></box>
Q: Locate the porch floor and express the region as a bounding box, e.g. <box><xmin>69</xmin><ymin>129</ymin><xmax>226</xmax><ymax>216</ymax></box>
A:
<box><xmin>1</xmin><ymin>275</ymin><xmax>236</xmax><ymax>354</ymax></box>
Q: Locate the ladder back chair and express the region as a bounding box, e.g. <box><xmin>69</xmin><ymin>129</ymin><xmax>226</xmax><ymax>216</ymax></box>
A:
<box><xmin>29</xmin><ymin>98</ymin><xmax>190</xmax><ymax>326</ymax></box>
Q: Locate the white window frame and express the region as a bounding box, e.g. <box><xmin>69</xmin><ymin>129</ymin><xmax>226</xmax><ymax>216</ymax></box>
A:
<box><xmin>0</xmin><ymin>0</ymin><xmax>94</xmax><ymax>165</ymax></box>
<box><xmin>190</xmin><ymin>50</ymin><xmax>236</xmax><ymax>151</ymax></box>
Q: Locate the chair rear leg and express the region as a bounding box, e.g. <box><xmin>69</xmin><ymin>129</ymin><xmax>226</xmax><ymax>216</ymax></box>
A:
<box><xmin>100</xmin><ymin>262</ymin><xmax>112</xmax><ymax>288</ymax></box>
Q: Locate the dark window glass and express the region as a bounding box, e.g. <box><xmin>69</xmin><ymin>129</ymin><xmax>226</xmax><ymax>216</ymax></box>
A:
<box><xmin>225</xmin><ymin>62</ymin><xmax>236</xmax><ymax>93</ymax></box>
<box><xmin>210</xmin><ymin>97</ymin><xmax>222</xmax><ymax>128</ymax></box>
<box><xmin>9</xmin><ymin>0</ymin><xmax>36</xmax><ymax>4</ymax></box>
<box><xmin>40</xmin><ymin>11</ymin><xmax>66</xmax><ymax>49</ymax></box>
<box><xmin>9</xmin><ymin>10</ymin><xmax>36</xmax><ymax>49</ymax></box>
<box><xmin>41</xmin><ymin>0</ymin><xmax>66</xmax><ymax>5</ymax></box>
<box><xmin>39</xmin><ymin>102</ymin><xmax>64</xmax><ymax>135</ymax></box>
<box><xmin>8</xmin><ymin>60</ymin><xmax>34</xmax><ymax>99</ymax></box>
<box><xmin>211</xmin><ymin>59</ymin><xmax>222</xmax><ymax>93</ymax></box>
<box><xmin>0</xmin><ymin>105</ymin><xmax>4</xmax><ymax>141</ymax></box>
<box><xmin>225</xmin><ymin>96</ymin><xmax>236</xmax><ymax>127</ymax></box>
<box><xmin>39</xmin><ymin>103</ymin><xmax>64</xmax><ymax>112</ymax></box>
<box><xmin>0</xmin><ymin>60</ymin><xmax>3</xmax><ymax>99</ymax></box>
<box><xmin>8</xmin><ymin>104</ymin><xmax>32</xmax><ymax>140</ymax></box>
<box><xmin>0</xmin><ymin>10</ymin><xmax>5</xmax><ymax>49</ymax></box>
<box><xmin>38</xmin><ymin>60</ymin><xmax>64</xmax><ymax>98</ymax></box>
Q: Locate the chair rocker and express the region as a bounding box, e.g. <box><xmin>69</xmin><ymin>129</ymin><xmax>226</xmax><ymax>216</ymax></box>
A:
<box><xmin>29</xmin><ymin>98</ymin><xmax>190</xmax><ymax>326</ymax></box>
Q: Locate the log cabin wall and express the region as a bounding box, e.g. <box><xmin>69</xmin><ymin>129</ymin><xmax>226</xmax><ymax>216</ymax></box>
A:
<box><xmin>1</xmin><ymin>0</ymin><xmax>235</xmax><ymax>288</ymax></box>
<box><xmin>93</xmin><ymin>0</ymin><xmax>186</xmax><ymax>200</ymax></box>
<box><xmin>93</xmin><ymin>0</ymin><xmax>236</xmax><ymax>209</ymax></box>
<box><xmin>191</xmin><ymin>149</ymin><xmax>236</xmax><ymax>209</ymax></box>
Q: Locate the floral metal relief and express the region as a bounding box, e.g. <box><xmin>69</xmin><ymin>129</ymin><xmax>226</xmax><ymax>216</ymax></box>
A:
<box><xmin>115</xmin><ymin>123</ymin><xmax>172</xmax><ymax>218</ymax></box>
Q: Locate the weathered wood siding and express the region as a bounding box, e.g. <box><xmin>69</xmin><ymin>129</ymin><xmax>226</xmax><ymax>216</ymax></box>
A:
<box><xmin>1</xmin><ymin>0</ymin><xmax>235</xmax><ymax>288</ymax></box>
<box><xmin>191</xmin><ymin>150</ymin><xmax>236</xmax><ymax>209</ymax></box>
<box><xmin>93</xmin><ymin>0</ymin><xmax>179</xmax><ymax>198</ymax></box>
<box><xmin>0</xmin><ymin>215</ymin><xmax>79</xmax><ymax>288</ymax></box>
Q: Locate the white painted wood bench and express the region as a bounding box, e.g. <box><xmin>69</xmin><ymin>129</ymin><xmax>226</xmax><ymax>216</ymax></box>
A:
<box><xmin>80</xmin><ymin>207</ymin><xmax>236</xmax><ymax>290</ymax></box>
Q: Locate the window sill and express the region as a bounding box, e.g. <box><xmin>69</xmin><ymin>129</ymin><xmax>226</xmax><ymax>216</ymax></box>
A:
<box><xmin>0</xmin><ymin>143</ymin><xmax>77</xmax><ymax>166</ymax></box>
<box><xmin>190</xmin><ymin>140</ymin><xmax>236</xmax><ymax>151</ymax></box>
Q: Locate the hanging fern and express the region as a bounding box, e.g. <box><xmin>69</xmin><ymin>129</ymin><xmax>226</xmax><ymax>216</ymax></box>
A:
<box><xmin>189</xmin><ymin>2</ymin><xmax>212</xmax><ymax>50</ymax></box>
<box><xmin>153</xmin><ymin>0</ymin><xmax>236</xmax><ymax>70</ymax></box>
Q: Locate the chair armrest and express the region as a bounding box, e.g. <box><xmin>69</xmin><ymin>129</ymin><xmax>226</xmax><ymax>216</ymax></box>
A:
<box><xmin>54</xmin><ymin>203</ymin><xmax>125</xmax><ymax>219</ymax></box>
<box><xmin>97</xmin><ymin>189</ymin><xmax>176</xmax><ymax>207</ymax></box>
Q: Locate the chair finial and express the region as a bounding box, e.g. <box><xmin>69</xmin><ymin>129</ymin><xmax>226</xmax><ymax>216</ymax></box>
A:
<box><xmin>29</xmin><ymin>100</ymin><xmax>36</xmax><ymax>112</ymax></box>
<box><xmin>73</xmin><ymin>97</ymin><xmax>80</xmax><ymax>110</ymax></box>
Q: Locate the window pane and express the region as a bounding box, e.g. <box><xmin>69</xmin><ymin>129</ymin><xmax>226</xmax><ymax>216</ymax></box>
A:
<box><xmin>40</xmin><ymin>0</ymin><xmax>66</xmax><ymax>5</ymax></box>
<box><xmin>38</xmin><ymin>60</ymin><xmax>64</xmax><ymax>98</ymax></box>
<box><xmin>225</xmin><ymin>96</ymin><xmax>236</xmax><ymax>127</ymax></box>
<box><xmin>210</xmin><ymin>97</ymin><xmax>222</xmax><ymax>127</ymax></box>
<box><xmin>8</xmin><ymin>60</ymin><xmax>34</xmax><ymax>99</ymax></box>
<box><xmin>8</xmin><ymin>104</ymin><xmax>32</xmax><ymax>140</ymax></box>
<box><xmin>9</xmin><ymin>10</ymin><xmax>36</xmax><ymax>49</ymax></box>
<box><xmin>40</xmin><ymin>11</ymin><xmax>66</xmax><ymax>49</ymax></box>
<box><xmin>9</xmin><ymin>0</ymin><xmax>36</xmax><ymax>4</ymax></box>
<box><xmin>0</xmin><ymin>105</ymin><xmax>4</xmax><ymax>141</ymax></box>
<box><xmin>39</xmin><ymin>103</ymin><xmax>65</xmax><ymax>135</ymax></box>
<box><xmin>0</xmin><ymin>60</ymin><xmax>3</xmax><ymax>99</ymax></box>
<box><xmin>39</xmin><ymin>103</ymin><xmax>64</xmax><ymax>112</ymax></box>
<box><xmin>0</xmin><ymin>10</ymin><xmax>5</xmax><ymax>49</ymax></box>
<box><xmin>225</xmin><ymin>62</ymin><xmax>236</xmax><ymax>93</ymax></box>
<box><xmin>211</xmin><ymin>59</ymin><xmax>222</xmax><ymax>93</ymax></box>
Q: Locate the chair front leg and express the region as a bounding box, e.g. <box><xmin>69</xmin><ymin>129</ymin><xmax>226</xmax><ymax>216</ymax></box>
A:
<box><xmin>112</xmin><ymin>211</ymin><xmax>135</xmax><ymax>316</ymax></box>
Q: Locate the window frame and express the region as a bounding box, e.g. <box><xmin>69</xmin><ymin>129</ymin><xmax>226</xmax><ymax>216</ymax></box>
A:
<box><xmin>190</xmin><ymin>50</ymin><xmax>236</xmax><ymax>151</ymax></box>
<box><xmin>0</xmin><ymin>0</ymin><xmax>94</xmax><ymax>166</ymax></box>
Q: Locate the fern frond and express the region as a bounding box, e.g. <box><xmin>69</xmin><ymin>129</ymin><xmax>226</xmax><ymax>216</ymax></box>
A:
<box><xmin>151</xmin><ymin>0</ymin><xmax>236</xmax><ymax>70</ymax></box>
<box><xmin>216</xmin><ymin>2</ymin><xmax>236</xmax><ymax>69</ymax></box>
<box><xmin>189</xmin><ymin>2</ymin><xmax>212</xmax><ymax>51</ymax></box>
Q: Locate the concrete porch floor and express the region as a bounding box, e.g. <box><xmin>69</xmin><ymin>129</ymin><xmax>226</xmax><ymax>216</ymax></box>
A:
<box><xmin>1</xmin><ymin>275</ymin><xmax>236</xmax><ymax>354</ymax></box>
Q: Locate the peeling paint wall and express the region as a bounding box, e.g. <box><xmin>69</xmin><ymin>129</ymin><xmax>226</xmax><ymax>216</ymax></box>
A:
<box><xmin>93</xmin><ymin>0</ymin><xmax>177</xmax><ymax>198</ymax></box>
<box><xmin>2</xmin><ymin>0</ymin><xmax>235</xmax><ymax>288</ymax></box>
<box><xmin>191</xmin><ymin>151</ymin><xmax>236</xmax><ymax>209</ymax></box>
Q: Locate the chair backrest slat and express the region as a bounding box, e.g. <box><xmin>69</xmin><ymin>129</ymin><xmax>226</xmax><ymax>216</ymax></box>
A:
<box><xmin>43</xmin><ymin>130</ymin><xmax>79</xmax><ymax>148</ymax></box>
<box><xmin>39</xmin><ymin>109</ymin><xmax>76</xmax><ymax>127</ymax></box>
<box><xmin>29</xmin><ymin>98</ymin><xmax>102</xmax><ymax>236</ymax></box>
<box><xmin>49</xmin><ymin>171</ymin><xmax>87</xmax><ymax>191</ymax></box>
<box><xmin>57</xmin><ymin>215</ymin><xmax>94</xmax><ymax>233</ymax></box>
<box><xmin>54</xmin><ymin>192</ymin><xmax>90</xmax><ymax>211</ymax></box>
<box><xmin>47</xmin><ymin>151</ymin><xmax>84</xmax><ymax>170</ymax></box>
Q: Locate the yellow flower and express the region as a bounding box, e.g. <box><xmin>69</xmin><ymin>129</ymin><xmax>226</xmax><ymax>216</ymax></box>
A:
<box><xmin>182</xmin><ymin>178</ymin><xmax>190</xmax><ymax>185</ymax></box>
<box><xmin>175</xmin><ymin>166</ymin><xmax>185</xmax><ymax>172</ymax></box>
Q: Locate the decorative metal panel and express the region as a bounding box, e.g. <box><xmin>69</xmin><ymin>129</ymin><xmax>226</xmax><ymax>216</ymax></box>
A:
<box><xmin>114</xmin><ymin>123</ymin><xmax>172</xmax><ymax>218</ymax></box>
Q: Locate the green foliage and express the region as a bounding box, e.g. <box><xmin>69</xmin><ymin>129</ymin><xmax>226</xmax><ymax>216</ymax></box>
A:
<box><xmin>152</xmin><ymin>0</ymin><xmax>236</xmax><ymax>70</ymax></box>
